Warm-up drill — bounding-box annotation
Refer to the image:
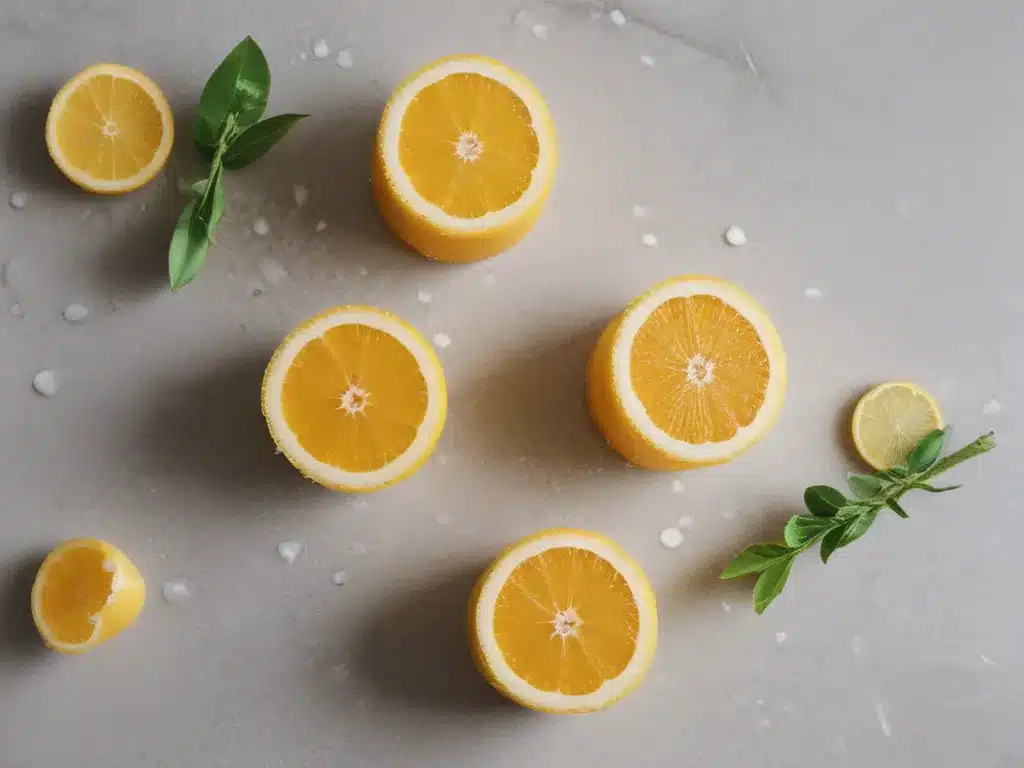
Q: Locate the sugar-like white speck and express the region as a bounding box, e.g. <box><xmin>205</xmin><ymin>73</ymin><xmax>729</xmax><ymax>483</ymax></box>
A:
<box><xmin>417</xmin><ymin>290</ymin><xmax>432</xmax><ymax>304</ymax></box>
<box><xmin>659</xmin><ymin>527</ymin><xmax>683</xmax><ymax>549</ymax></box>
<box><xmin>313</xmin><ymin>39</ymin><xmax>330</xmax><ymax>59</ymax></box>
<box><xmin>9</xmin><ymin>191</ymin><xmax>27</xmax><ymax>209</ymax></box>
<box><xmin>277</xmin><ymin>540</ymin><xmax>303</xmax><ymax>564</ymax></box>
<box><xmin>161</xmin><ymin>579</ymin><xmax>191</xmax><ymax>604</ymax></box>
<box><xmin>253</xmin><ymin>217</ymin><xmax>270</xmax><ymax>236</ymax></box>
<box><xmin>722</xmin><ymin>509</ymin><xmax>738</xmax><ymax>520</ymax></box>
<box><xmin>775</xmin><ymin>631</ymin><xmax>788</xmax><ymax>645</ymax></box>
<box><xmin>62</xmin><ymin>303</ymin><xmax>89</xmax><ymax>324</ymax></box>
<box><xmin>433</xmin><ymin>332</ymin><xmax>452</xmax><ymax>349</ymax></box>
<box><xmin>640</xmin><ymin>54</ymin><xmax>655</xmax><ymax>67</ymax></box>
<box><xmin>670</xmin><ymin>479</ymin><xmax>684</xmax><ymax>494</ymax></box>
<box><xmin>299</xmin><ymin>52</ymin><xmax>309</xmax><ymax>62</ymax></box>
<box><xmin>609</xmin><ymin>8</ymin><xmax>627</xmax><ymax>26</ymax></box>
<box><xmin>330</xmin><ymin>570</ymin><xmax>348</xmax><ymax>586</ymax></box>
<box><xmin>874</xmin><ymin>701</ymin><xmax>892</xmax><ymax>737</ymax></box>
<box><xmin>293</xmin><ymin>184</ymin><xmax>310</xmax><ymax>208</ymax></box>
<box><xmin>484</xmin><ymin>273</ymin><xmax>496</xmax><ymax>285</ymax></box>
<box><xmin>9</xmin><ymin>303</ymin><xmax>24</xmax><ymax>318</ymax></box>
<box><xmin>315</xmin><ymin>219</ymin><xmax>328</xmax><ymax>232</ymax></box>
<box><xmin>979</xmin><ymin>653</ymin><xmax>996</xmax><ymax>666</ymax></box>
<box><xmin>642</xmin><ymin>233</ymin><xmax>658</xmax><ymax>247</ymax></box>
<box><xmin>804</xmin><ymin>287</ymin><xmax>823</xmax><ymax>299</ymax></box>
<box><xmin>261</xmin><ymin>259</ymin><xmax>289</xmax><ymax>286</ymax></box>
<box><xmin>721</xmin><ymin>601</ymin><xmax>733</xmax><ymax>613</ymax></box>
<box><xmin>335</xmin><ymin>49</ymin><xmax>354</xmax><ymax>69</ymax></box>
<box><xmin>756</xmin><ymin>699</ymin><xmax>765</xmax><ymax>706</ymax></box>
<box><xmin>632</xmin><ymin>204</ymin><xmax>646</xmax><ymax>218</ymax></box>
<box><xmin>435</xmin><ymin>512</ymin><xmax>453</xmax><ymax>526</ymax></box>
<box><xmin>532</xmin><ymin>23</ymin><xmax>548</xmax><ymax>39</ymax></box>
<box><xmin>724</xmin><ymin>225</ymin><xmax>748</xmax><ymax>247</ymax></box>
<box><xmin>351</xmin><ymin>541</ymin><xmax>369</xmax><ymax>556</ymax></box>
<box><xmin>32</xmin><ymin>370</ymin><xmax>58</xmax><ymax>397</ymax></box>
<box><xmin>677</xmin><ymin>515</ymin><xmax>694</xmax><ymax>529</ymax></box>
<box><xmin>982</xmin><ymin>398</ymin><xmax>1002</xmax><ymax>416</ymax></box>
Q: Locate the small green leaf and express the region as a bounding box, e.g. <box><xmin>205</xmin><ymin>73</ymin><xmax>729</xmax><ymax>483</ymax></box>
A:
<box><xmin>169</xmin><ymin>170</ymin><xmax>224</xmax><ymax>290</ymax></box>
<box><xmin>222</xmin><ymin>113</ymin><xmax>308</xmax><ymax>170</ymax></box>
<box><xmin>847</xmin><ymin>473</ymin><xmax>884</xmax><ymax>499</ymax></box>
<box><xmin>906</xmin><ymin>428</ymin><xmax>946</xmax><ymax>473</ymax></box>
<box><xmin>783</xmin><ymin>515</ymin><xmax>838</xmax><ymax>547</ymax></box>
<box><xmin>887</xmin><ymin>499</ymin><xmax>909</xmax><ymax>518</ymax></box>
<box><xmin>913</xmin><ymin>482</ymin><xmax>962</xmax><ymax>493</ymax></box>
<box><xmin>719</xmin><ymin>543</ymin><xmax>791</xmax><ymax>579</ymax></box>
<box><xmin>819</xmin><ymin>524</ymin><xmax>849</xmax><ymax>563</ymax></box>
<box><xmin>803</xmin><ymin>485</ymin><xmax>847</xmax><ymax>517</ymax></box>
<box><xmin>195</xmin><ymin>36</ymin><xmax>271</xmax><ymax>157</ymax></box>
<box><xmin>753</xmin><ymin>557</ymin><xmax>794</xmax><ymax>614</ymax></box>
<box><xmin>887</xmin><ymin>465</ymin><xmax>910</xmax><ymax>478</ymax></box>
<box><xmin>926</xmin><ymin>432</ymin><xmax>995</xmax><ymax>477</ymax></box>
<box><xmin>837</xmin><ymin>507</ymin><xmax>879</xmax><ymax>548</ymax></box>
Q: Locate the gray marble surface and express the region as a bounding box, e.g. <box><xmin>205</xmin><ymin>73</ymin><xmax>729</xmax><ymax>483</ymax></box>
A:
<box><xmin>1</xmin><ymin>1</ymin><xmax>1022</xmax><ymax>766</ymax></box>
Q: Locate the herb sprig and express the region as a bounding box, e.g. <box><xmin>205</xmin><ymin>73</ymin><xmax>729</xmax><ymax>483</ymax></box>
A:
<box><xmin>720</xmin><ymin>428</ymin><xmax>996</xmax><ymax>614</ymax></box>
<box><xmin>169</xmin><ymin>37</ymin><xmax>307</xmax><ymax>290</ymax></box>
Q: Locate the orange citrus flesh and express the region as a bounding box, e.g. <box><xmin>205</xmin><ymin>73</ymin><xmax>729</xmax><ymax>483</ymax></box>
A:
<box><xmin>630</xmin><ymin>295</ymin><xmax>771</xmax><ymax>444</ymax></box>
<box><xmin>37</xmin><ymin>546</ymin><xmax>113</xmax><ymax>645</ymax></box>
<box><xmin>281</xmin><ymin>324</ymin><xmax>429</xmax><ymax>472</ymax></box>
<box><xmin>398</xmin><ymin>73</ymin><xmax>540</xmax><ymax>218</ymax></box>
<box><xmin>493</xmin><ymin>547</ymin><xmax>638</xmax><ymax>695</ymax></box>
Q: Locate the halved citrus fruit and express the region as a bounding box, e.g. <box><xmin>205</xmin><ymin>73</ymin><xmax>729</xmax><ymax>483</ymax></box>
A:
<box><xmin>262</xmin><ymin>306</ymin><xmax>447</xmax><ymax>491</ymax></box>
<box><xmin>469</xmin><ymin>528</ymin><xmax>657</xmax><ymax>713</ymax></box>
<box><xmin>852</xmin><ymin>381</ymin><xmax>943</xmax><ymax>470</ymax></box>
<box><xmin>31</xmin><ymin>538</ymin><xmax>146</xmax><ymax>654</ymax></box>
<box><xmin>372</xmin><ymin>54</ymin><xmax>557</xmax><ymax>262</ymax></box>
<box><xmin>46</xmin><ymin>63</ymin><xmax>174</xmax><ymax>194</ymax></box>
<box><xmin>587</xmin><ymin>276</ymin><xmax>787</xmax><ymax>469</ymax></box>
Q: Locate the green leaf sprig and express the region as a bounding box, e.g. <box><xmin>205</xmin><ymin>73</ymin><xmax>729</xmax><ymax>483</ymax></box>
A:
<box><xmin>169</xmin><ymin>37</ymin><xmax>308</xmax><ymax>290</ymax></box>
<box><xmin>720</xmin><ymin>428</ymin><xmax>996</xmax><ymax>614</ymax></box>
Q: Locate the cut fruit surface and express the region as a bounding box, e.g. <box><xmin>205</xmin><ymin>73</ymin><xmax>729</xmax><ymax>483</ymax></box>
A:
<box><xmin>587</xmin><ymin>276</ymin><xmax>787</xmax><ymax>469</ymax></box>
<box><xmin>470</xmin><ymin>529</ymin><xmax>657</xmax><ymax>713</ymax></box>
<box><xmin>372</xmin><ymin>55</ymin><xmax>557</xmax><ymax>262</ymax></box>
<box><xmin>46</xmin><ymin>64</ymin><xmax>174</xmax><ymax>194</ymax></box>
<box><xmin>852</xmin><ymin>381</ymin><xmax>943</xmax><ymax>470</ymax></box>
<box><xmin>262</xmin><ymin>306</ymin><xmax>447</xmax><ymax>491</ymax></box>
<box><xmin>31</xmin><ymin>538</ymin><xmax>145</xmax><ymax>654</ymax></box>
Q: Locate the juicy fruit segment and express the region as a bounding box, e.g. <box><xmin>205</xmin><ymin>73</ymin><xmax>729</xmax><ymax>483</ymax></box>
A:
<box><xmin>852</xmin><ymin>382</ymin><xmax>943</xmax><ymax>470</ymax></box>
<box><xmin>587</xmin><ymin>276</ymin><xmax>786</xmax><ymax>469</ymax></box>
<box><xmin>373</xmin><ymin>55</ymin><xmax>557</xmax><ymax>262</ymax></box>
<box><xmin>471</xmin><ymin>529</ymin><xmax>657</xmax><ymax>713</ymax></box>
<box><xmin>31</xmin><ymin>538</ymin><xmax>146</xmax><ymax>654</ymax></box>
<box><xmin>282</xmin><ymin>325</ymin><xmax>428</xmax><ymax>472</ymax></box>
<box><xmin>263</xmin><ymin>306</ymin><xmax>447</xmax><ymax>491</ymax></box>
<box><xmin>494</xmin><ymin>547</ymin><xmax>637</xmax><ymax>695</ymax></box>
<box><xmin>398</xmin><ymin>73</ymin><xmax>540</xmax><ymax>218</ymax></box>
<box><xmin>46</xmin><ymin>64</ymin><xmax>174</xmax><ymax>193</ymax></box>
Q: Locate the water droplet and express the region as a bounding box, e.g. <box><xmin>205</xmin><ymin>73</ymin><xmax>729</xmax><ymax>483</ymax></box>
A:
<box><xmin>721</xmin><ymin>601</ymin><xmax>733</xmax><ymax>613</ymax></box>
<box><xmin>9</xmin><ymin>302</ymin><xmax>24</xmax><ymax>318</ymax></box>
<box><xmin>670</xmin><ymin>479</ymin><xmax>684</xmax><ymax>494</ymax></box>
<box><xmin>982</xmin><ymin>398</ymin><xmax>1002</xmax><ymax>416</ymax></box>
<box><xmin>640</xmin><ymin>54</ymin><xmax>655</xmax><ymax>67</ymax></box>
<box><xmin>609</xmin><ymin>9</ymin><xmax>627</xmax><ymax>26</ymax></box>
<box><xmin>162</xmin><ymin>579</ymin><xmax>191</xmax><ymax>604</ymax></box>
<box><xmin>32</xmin><ymin>369</ymin><xmax>58</xmax><ymax>397</ymax></box>
<box><xmin>775</xmin><ymin>631</ymin><xmax>788</xmax><ymax>645</ymax></box>
<box><xmin>804</xmin><ymin>287</ymin><xmax>823</xmax><ymax>299</ymax></box>
<box><xmin>677</xmin><ymin>515</ymin><xmax>694</xmax><ymax>529</ymax></box>
<box><xmin>433</xmin><ymin>332</ymin><xmax>452</xmax><ymax>349</ymax></box>
<box><xmin>293</xmin><ymin>184</ymin><xmax>309</xmax><ymax>208</ymax></box>
<box><xmin>724</xmin><ymin>225</ymin><xmax>748</xmax><ymax>247</ymax></box>
<box><xmin>330</xmin><ymin>570</ymin><xmax>348</xmax><ymax>586</ymax></box>
<box><xmin>336</xmin><ymin>49</ymin><xmax>354</xmax><ymax>69</ymax></box>
<box><xmin>531</xmin><ymin>23</ymin><xmax>548</xmax><ymax>39</ymax></box>
<box><xmin>659</xmin><ymin>527</ymin><xmax>683</xmax><ymax>549</ymax></box>
<box><xmin>62</xmin><ymin>303</ymin><xmax>89</xmax><ymax>323</ymax></box>
<box><xmin>261</xmin><ymin>259</ymin><xmax>288</xmax><ymax>286</ymax></box>
<box><xmin>632</xmin><ymin>204</ymin><xmax>646</xmax><ymax>218</ymax></box>
<box><xmin>313</xmin><ymin>40</ymin><xmax>330</xmax><ymax>59</ymax></box>
<box><xmin>277</xmin><ymin>540</ymin><xmax>303</xmax><ymax>564</ymax></box>
<box><xmin>315</xmin><ymin>219</ymin><xmax>328</xmax><ymax>232</ymax></box>
<box><xmin>253</xmin><ymin>217</ymin><xmax>270</xmax><ymax>236</ymax></box>
<box><xmin>417</xmin><ymin>290</ymin><xmax>432</xmax><ymax>304</ymax></box>
<box><xmin>351</xmin><ymin>541</ymin><xmax>369</xmax><ymax>556</ymax></box>
<box><xmin>484</xmin><ymin>274</ymin><xmax>496</xmax><ymax>285</ymax></box>
<box><xmin>642</xmin><ymin>233</ymin><xmax>658</xmax><ymax>247</ymax></box>
<box><xmin>9</xmin><ymin>191</ymin><xmax>27</xmax><ymax>209</ymax></box>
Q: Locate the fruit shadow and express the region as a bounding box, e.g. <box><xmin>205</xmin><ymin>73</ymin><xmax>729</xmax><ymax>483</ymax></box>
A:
<box><xmin>130</xmin><ymin>345</ymin><xmax>319</xmax><ymax>508</ymax></box>
<box><xmin>835</xmin><ymin>387</ymin><xmax>869</xmax><ymax>467</ymax></box>
<box><xmin>343</xmin><ymin>562</ymin><xmax>525</xmax><ymax>716</ymax></box>
<box><xmin>452</xmin><ymin>319</ymin><xmax>631</xmax><ymax>484</ymax></box>
<box><xmin>4</xmin><ymin>85</ymin><xmax>84</xmax><ymax>199</ymax></box>
<box><xmin>0</xmin><ymin>549</ymin><xmax>51</xmax><ymax>674</ymax></box>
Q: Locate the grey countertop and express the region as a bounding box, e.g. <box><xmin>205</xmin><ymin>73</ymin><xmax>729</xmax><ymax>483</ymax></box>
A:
<box><xmin>1</xmin><ymin>1</ymin><xmax>1022</xmax><ymax>766</ymax></box>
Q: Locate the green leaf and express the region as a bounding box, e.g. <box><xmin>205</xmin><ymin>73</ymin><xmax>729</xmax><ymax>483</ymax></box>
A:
<box><xmin>222</xmin><ymin>113</ymin><xmax>308</xmax><ymax>170</ymax></box>
<box><xmin>819</xmin><ymin>524</ymin><xmax>849</xmax><ymax>563</ymax></box>
<box><xmin>887</xmin><ymin>498</ymin><xmax>909</xmax><ymax>518</ymax></box>
<box><xmin>803</xmin><ymin>485</ymin><xmax>847</xmax><ymax>518</ymax></box>
<box><xmin>195</xmin><ymin>36</ymin><xmax>271</xmax><ymax>157</ymax></box>
<box><xmin>847</xmin><ymin>473</ymin><xmax>884</xmax><ymax>499</ymax></box>
<box><xmin>913</xmin><ymin>482</ymin><xmax>962</xmax><ymax>493</ymax></box>
<box><xmin>838</xmin><ymin>507</ymin><xmax>879</xmax><ymax>548</ymax></box>
<box><xmin>753</xmin><ymin>557</ymin><xmax>794</xmax><ymax>614</ymax></box>
<box><xmin>906</xmin><ymin>428</ymin><xmax>946</xmax><ymax>473</ymax></box>
<box><xmin>926</xmin><ymin>432</ymin><xmax>996</xmax><ymax>477</ymax></box>
<box><xmin>887</xmin><ymin>465</ymin><xmax>910</xmax><ymax>478</ymax></box>
<box><xmin>719</xmin><ymin>543</ymin><xmax>791</xmax><ymax>579</ymax></box>
<box><xmin>169</xmin><ymin>170</ymin><xmax>224</xmax><ymax>290</ymax></box>
<box><xmin>784</xmin><ymin>515</ymin><xmax>838</xmax><ymax>547</ymax></box>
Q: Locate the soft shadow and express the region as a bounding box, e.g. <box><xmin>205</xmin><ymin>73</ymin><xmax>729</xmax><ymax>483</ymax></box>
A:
<box><xmin>4</xmin><ymin>86</ymin><xmax>86</xmax><ymax>197</ymax></box>
<box><xmin>454</xmin><ymin>320</ymin><xmax>625</xmax><ymax>481</ymax></box>
<box><xmin>129</xmin><ymin>347</ymin><xmax>316</xmax><ymax>505</ymax></box>
<box><xmin>0</xmin><ymin>550</ymin><xmax>48</xmax><ymax>661</ymax></box>
<box><xmin>835</xmin><ymin>387</ymin><xmax>867</xmax><ymax>466</ymax></box>
<box><xmin>347</xmin><ymin>563</ymin><xmax>523</xmax><ymax>714</ymax></box>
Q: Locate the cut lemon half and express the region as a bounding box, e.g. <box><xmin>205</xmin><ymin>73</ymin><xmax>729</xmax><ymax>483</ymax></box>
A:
<box><xmin>262</xmin><ymin>306</ymin><xmax>447</xmax><ymax>491</ymax></box>
<box><xmin>587</xmin><ymin>276</ymin><xmax>787</xmax><ymax>469</ymax></box>
<box><xmin>469</xmin><ymin>528</ymin><xmax>657</xmax><ymax>713</ymax></box>
<box><xmin>852</xmin><ymin>381</ymin><xmax>943</xmax><ymax>470</ymax></box>
<box><xmin>31</xmin><ymin>538</ymin><xmax>146</xmax><ymax>655</ymax></box>
<box><xmin>46</xmin><ymin>63</ymin><xmax>174</xmax><ymax>194</ymax></box>
<box><xmin>372</xmin><ymin>54</ymin><xmax>557</xmax><ymax>262</ymax></box>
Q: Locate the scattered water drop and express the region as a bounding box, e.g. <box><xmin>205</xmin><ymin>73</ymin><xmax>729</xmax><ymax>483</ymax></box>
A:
<box><xmin>804</xmin><ymin>287</ymin><xmax>823</xmax><ymax>299</ymax></box>
<box><xmin>437</xmin><ymin>454</ymin><xmax>449</xmax><ymax>466</ymax></box>
<box><xmin>313</xmin><ymin>39</ymin><xmax>330</xmax><ymax>59</ymax></box>
<box><xmin>642</xmin><ymin>233</ymin><xmax>658</xmax><ymax>247</ymax></box>
<box><xmin>330</xmin><ymin>570</ymin><xmax>348</xmax><ymax>586</ymax></box>
<box><xmin>358</xmin><ymin>266</ymin><xmax>369</xmax><ymax>277</ymax></box>
<box><xmin>261</xmin><ymin>259</ymin><xmax>289</xmax><ymax>286</ymax></box>
<box><xmin>659</xmin><ymin>527</ymin><xmax>683</xmax><ymax>549</ymax></box>
<box><xmin>433</xmin><ymin>332</ymin><xmax>452</xmax><ymax>349</ymax></box>
<box><xmin>609</xmin><ymin>8</ymin><xmax>627</xmax><ymax>26</ymax></box>
<box><xmin>277</xmin><ymin>540</ymin><xmax>303</xmax><ymax>564</ymax></box>
<box><xmin>315</xmin><ymin>219</ymin><xmax>328</xmax><ymax>232</ymax></box>
<box><xmin>670</xmin><ymin>479</ymin><xmax>684</xmax><ymax>494</ymax></box>
<box><xmin>721</xmin><ymin>601</ymin><xmax>733</xmax><ymax>613</ymax></box>
<box><xmin>640</xmin><ymin>54</ymin><xmax>655</xmax><ymax>67</ymax></box>
<box><xmin>417</xmin><ymin>290</ymin><xmax>432</xmax><ymax>304</ymax></box>
<box><xmin>9</xmin><ymin>302</ymin><xmax>24</xmax><ymax>318</ymax></box>
<box><xmin>531</xmin><ymin>23</ymin><xmax>548</xmax><ymax>39</ymax></box>
<box><xmin>979</xmin><ymin>653</ymin><xmax>996</xmax><ymax>666</ymax></box>
<box><xmin>874</xmin><ymin>701</ymin><xmax>892</xmax><ymax>737</ymax></box>
<box><xmin>351</xmin><ymin>541</ymin><xmax>369</xmax><ymax>556</ymax></box>
<box><xmin>9</xmin><ymin>191</ymin><xmax>27</xmax><ymax>209</ymax></box>
<box><xmin>632</xmin><ymin>204</ymin><xmax>646</xmax><ymax>218</ymax></box>
<box><xmin>62</xmin><ymin>303</ymin><xmax>89</xmax><ymax>324</ymax></box>
<box><xmin>677</xmin><ymin>515</ymin><xmax>694</xmax><ymax>529</ymax></box>
<box><xmin>253</xmin><ymin>217</ymin><xmax>270</xmax><ymax>236</ymax></box>
<box><xmin>161</xmin><ymin>579</ymin><xmax>191</xmax><ymax>604</ymax></box>
<box><xmin>724</xmin><ymin>225</ymin><xmax>748</xmax><ymax>247</ymax></box>
<box><xmin>775</xmin><ymin>631</ymin><xmax>788</xmax><ymax>645</ymax></box>
<box><xmin>293</xmin><ymin>184</ymin><xmax>309</xmax><ymax>208</ymax></box>
<box><xmin>722</xmin><ymin>509</ymin><xmax>738</xmax><ymax>520</ymax></box>
<box><xmin>484</xmin><ymin>273</ymin><xmax>496</xmax><ymax>285</ymax></box>
<box><xmin>352</xmin><ymin>499</ymin><xmax>370</xmax><ymax>509</ymax></box>
<box><xmin>435</xmin><ymin>512</ymin><xmax>453</xmax><ymax>526</ymax></box>
<box><xmin>850</xmin><ymin>635</ymin><xmax>865</xmax><ymax>655</ymax></box>
<box><xmin>32</xmin><ymin>370</ymin><xmax>58</xmax><ymax>397</ymax></box>
<box><xmin>982</xmin><ymin>398</ymin><xmax>1002</xmax><ymax>416</ymax></box>
<box><xmin>336</xmin><ymin>49</ymin><xmax>354</xmax><ymax>69</ymax></box>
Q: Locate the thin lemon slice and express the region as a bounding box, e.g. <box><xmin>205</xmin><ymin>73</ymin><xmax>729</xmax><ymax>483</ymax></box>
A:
<box><xmin>31</xmin><ymin>538</ymin><xmax>146</xmax><ymax>655</ymax></box>
<box><xmin>587</xmin><ymin>276</ymin><xmax>787</xmax><ymax>469</ymax></box>
<box><xmin>372</xmin><ymin>54</ymin><xmax>557</xmax><ymax>262</ymax></box>
<box><xmin>46</xmin><ymin>63</ymin><xmax>174</xmax><ymax>194</ymax></box>
<box><xmin>852</xmin><ymin>381</ymin><xmax>943</xmax><ymax>470</ymax></box>
<box><xmin>470</xmin><ymin>528</ymin><xmax>657</xmax><ymax>713</ymax></box>
<box><xmin>262</xmin><ymin>306</ymin><xmax>447</xmax><ymax>491</ymax></box>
